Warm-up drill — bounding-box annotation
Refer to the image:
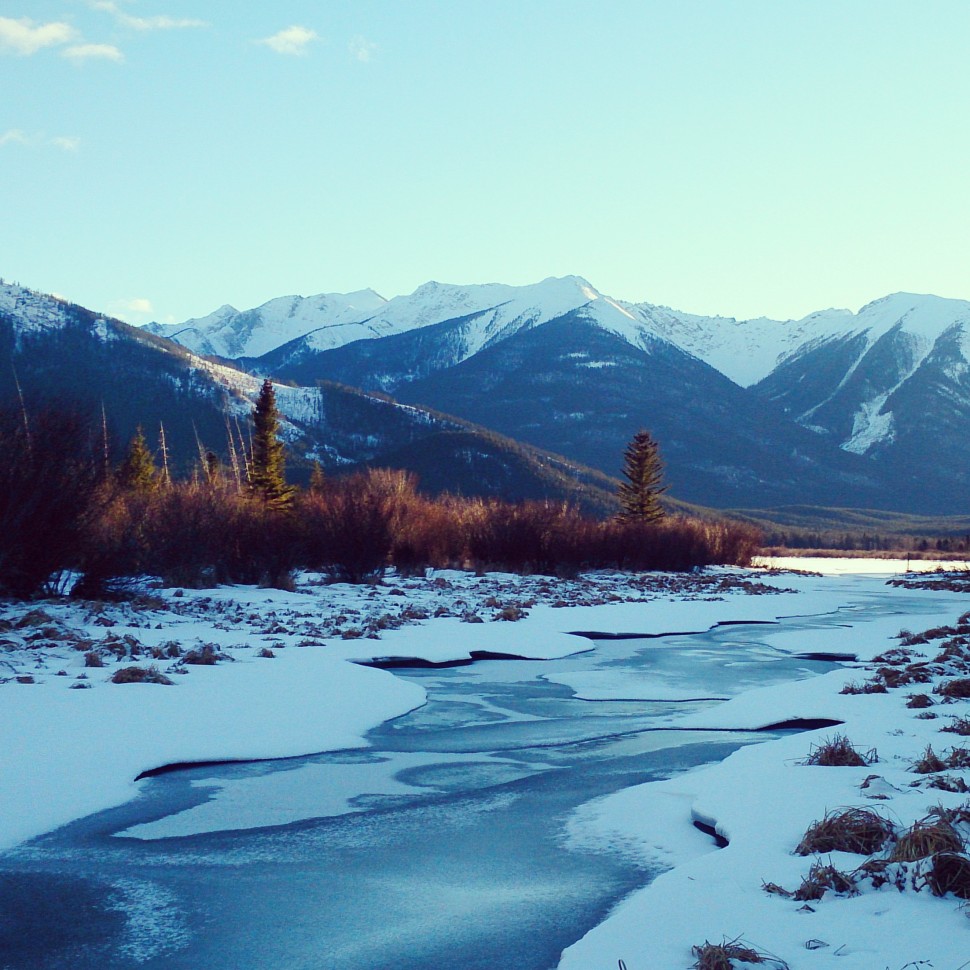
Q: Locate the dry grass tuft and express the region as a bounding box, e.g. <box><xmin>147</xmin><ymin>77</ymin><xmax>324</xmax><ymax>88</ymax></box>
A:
<box><xmin>796</xmin><ymin>808</ymin><xmax>895</xmax><ymax>856</ymax></box>
<box><xmin>691</xmin><ymin>938</ymin><xmax>788</xmax><ymax>969</ymax></box>
<box><xmin>906</xmin><ymin>693</ymin><xmax>933</xmax><ymax>709</ymax></box>
<box><xmin>792</xmin><ymin>861</ymin><xmax>859</xmax><ymax>900</ymax></box>
<box><xmin>929</xmin><ymin>802</ymin><xmax>970</xmax><ymax>826</ymax></box>
<box><xmin>936</xmin><ymin>677</ymin><xmax>970</xmax><ymax>699</ymax></box>
<box><xmin>922</xmin><ymin>852</ymin><xmax>970</xmax><ymax>900</ymax></box>
<box><xmin>890</xmin><ymin>818</ymin><xmax>964</xmax><ymax>861</ymax></box>
<box><xmin>182</xmin><ymin>643</ymin><xmax>223</xmax><ymax>665</ymax></box>
<box><xmin>945</xmin><ymin>747</ymin><xmax>970</xmax><ymax>769</ymax></box>
<box><xmin>853</xmin><ymin>858</ymin><xmax>908</xmax><ymax>892</ymax></box>
<box><xmin>912</xmin><ymin>744</ymin><xmax>947</xmax><ymax>774</ymax></box>
<box><xmin>110</xmin><ymin>664</ymin><xmax>173</xmax><ymax>685</ymax></box>
<box><xmin>873</xmin><ymin>647</ymin><xmax>916</xmax><ymax>664</ymax></box>
<box><xmin>941</xmin><ymin>715</ymin><xmax>970</xmax><ymax>736</ymax></box>
<box><xmin>801</xmin><ymin>734</ymin><xmax>875</xmax><ymax>767</ymax></box>
<box><xmin>839</xmin><ymin>679</ymin><xmax>888</xmax><ymax>695</ymax></box>
<box><xmin>925</xmin><ymin>774</ymin><xmax>970</xmax><ymax>793</ymax></box>
<box><xmin>878</xmin><ymin>664</ymin><xmax>932</xmax><ymax>687</ymax></box>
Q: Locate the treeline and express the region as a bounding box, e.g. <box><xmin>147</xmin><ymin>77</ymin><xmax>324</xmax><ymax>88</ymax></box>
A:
<box><xmin>762</xmin><ymin>530</ymin><xmax>970</xmax><ymax>554</ymax></box>
<box><xmin>0</xmin><ymin>404</ymin><xmax>761</xmax><ymax>599</ymax></box>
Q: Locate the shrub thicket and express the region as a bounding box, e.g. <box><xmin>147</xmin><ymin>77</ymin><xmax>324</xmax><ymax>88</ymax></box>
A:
<box><xmin>0</xmin><ymin>405</ymin><xmax>762</xmax><ymax>597</ymax></box>
<box><xmin>78</xmin><ymin>473</ymin><xmax>759</xmax><ymax>589</ymax></box>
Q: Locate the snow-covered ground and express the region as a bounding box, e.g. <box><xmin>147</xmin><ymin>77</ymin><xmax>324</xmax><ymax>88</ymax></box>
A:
<box><xmin>2</xmin><ymin>560</ymin><xmax>969</xmax><ymax>968</ymax></box>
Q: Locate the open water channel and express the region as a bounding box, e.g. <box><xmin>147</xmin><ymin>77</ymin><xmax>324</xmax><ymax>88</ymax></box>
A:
<box><xmin>0</xmin><ymin>588</ymin><xmax>939</xmax><ymax>970</ymax></box>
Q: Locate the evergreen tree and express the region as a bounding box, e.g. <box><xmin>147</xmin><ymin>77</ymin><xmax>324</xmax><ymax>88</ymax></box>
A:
<box><xmin>617</xmin><ymin>429</ymin><xmax>667</xmax><ymax>522</ymax></box>
<box><xmin>248</xmin><ymin>379</ymin><xmax>294</xmax><ymax>507</ymax></box>
<box><xmin>117</xmin><ymin>426</ymin><xmax>158</xmax><ymax>493</ymax></box>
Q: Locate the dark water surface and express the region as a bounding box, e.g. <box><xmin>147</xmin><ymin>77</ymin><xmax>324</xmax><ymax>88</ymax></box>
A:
<box><xmin>0</xmin><ymin>588</ymin><xmax>941</xmax><ymax>970</ymax></box>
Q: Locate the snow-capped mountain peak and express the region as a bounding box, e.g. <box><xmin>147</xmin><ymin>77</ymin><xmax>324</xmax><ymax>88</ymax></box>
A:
<box><xmin>145</xmin><ymin>289</ymin><xmax>389</xmax><ymax>360</ymax></box>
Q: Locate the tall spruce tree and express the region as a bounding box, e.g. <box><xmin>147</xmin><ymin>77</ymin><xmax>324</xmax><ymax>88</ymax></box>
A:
<box><xmin>248</xmin><ymin>379</ymin><xmax>294</xmax><ymax>507</ymax></box>
<box><xmin>117</xmin><ymin>426</ymin><xmax>158</xmax><ymax>492</ymax></box>
<box><xmin>617</xmin><ymin>428</ymin><xmax>667</xmax><ymax>522</ymax></box>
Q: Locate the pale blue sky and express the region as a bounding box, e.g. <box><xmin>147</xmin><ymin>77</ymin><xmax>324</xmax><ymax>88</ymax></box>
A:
<box><xmin>2</xmin><ymin>1</ymin><xmax>969</xmax><ymax>325</ymax></box>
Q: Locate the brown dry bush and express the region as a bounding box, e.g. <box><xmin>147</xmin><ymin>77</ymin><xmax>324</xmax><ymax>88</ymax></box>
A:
<box><xmin>389</xmin><ymin>493</ymin><xmax>466</xmax><ymax>575</ymax></box>
<box><xmin>216</xmin><ymin>493</ymin><xmax>300</xmax><ymax>588</ymax></box>
<box><xmin>183</xmin><ymin>485</ymin><xmax>299</xmax><ymax>586</ymax></box>
<box><xmin>890</xmin><ymin>817</ymin><xmax>965</xmax><ymax>861</ymax></box>
<box><xmin>110</xmin><ymin>664</ymin><xmax>173</xmax><ymax>685</ymax></box>
<box><xmin>600</xmin><ymin>517</ymin><xmax>759</xmax><ymax>572</ymax></box>
<box><xmin>878</xmin><ymin>663</ymin><xmax>933</xmax><ymax>687</ymax></box>
<box><xmin>464</xmin><ymin>501</ymin><xmax>583</xmax><ymax>575</ymax></box>
<box><xmin>921</xmin><ymin>852</ymin><xmax>970</xmax><ymax>899</ymax></box>
<box><xmin>298</xmin><ymin>473</ymin><xmax>396</xmax><ymax>583</ymax></box>
<box><xmin>936</xmin><ymin>678</ymin><xmax>970</xmax><ymax>699</ymax></box>
<box><xmin>795</xmin><ymin>808</ymin><xmax>895</xmax><ymax>855</ymax></box>
<box><xmin>181</xmin><ymin>643</ymin><xmax>222</xmax><ymax>665</ymax></box>
<box><xmin>801</xmin><ymin>734</ymin><xmax>874</xmax><ymax>767</ymax></box>
<box><xmin>73</xmin><ymin>489</ymin><xmax>152</xmax><ymax>598</ymax></box>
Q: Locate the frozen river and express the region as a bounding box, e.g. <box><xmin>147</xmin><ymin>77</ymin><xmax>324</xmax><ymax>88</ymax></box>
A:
<box><xmin>0</xmin><ymin>589</ymin><xmax>932</xmax><ymax>970</ymax></box>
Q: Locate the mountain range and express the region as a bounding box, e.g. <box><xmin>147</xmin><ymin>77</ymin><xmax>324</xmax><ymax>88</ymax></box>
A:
<box><xmin>149</xmin><ymin>276</ymin><xmax>970</xmax><ymax>514</ymax></box>
<box><xmin>0</xmin><ymin>282</ymin><xmax>621</xmax><ymax>513</ymax></box>
<box><xmin>5</xmin><ymin>274</ymin><xmax>969</xmax><ymax>516</ymax></box>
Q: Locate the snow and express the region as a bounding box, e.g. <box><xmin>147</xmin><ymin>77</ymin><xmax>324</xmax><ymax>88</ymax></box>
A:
<box><xmin>0</xmin><ymin>281</ymin><xmax>112</xmax><ymax>346</ymax></box>
<box><xmin>625</xmin><ymin>290</ymin><xmax>970</xmax><ymax>390</ymax></box>
<box><xmin>755</xmin><ymin>556</ymin><xmax>968</xmax><ymax>575</ymax></box>
<box><xmin>2</xmin><ymin>561</ymin><xmax>969</xmax><ymax>970</ymax></box>
<box><xmin>0</xmin><ymin>643</ymin><xmax>425</xmax><ymax>853</ymax></box>
<box><xmin>148</xmin><ymin>290</ymin><xmax>388</xmax><ymax>360</ymax></box>
<box><xmin>842</xmin><ymin>394</ymin><xmax>897</xmax><ymax>454</ymax></box>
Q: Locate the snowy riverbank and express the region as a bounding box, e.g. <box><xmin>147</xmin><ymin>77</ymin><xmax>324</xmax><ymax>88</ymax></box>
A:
<box><xmin>2</xmin><ymin>561</ymin><xmax>969</xmax><ymax>968</ymax></box>
<box><xmin>560</xmin><ymin>563</ymin><xmax>970</xmax><ymax>970</ymax></box>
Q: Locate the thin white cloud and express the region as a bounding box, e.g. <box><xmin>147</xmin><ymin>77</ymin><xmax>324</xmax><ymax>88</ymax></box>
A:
<box><xmin>0</xmin><ymin>16</ymin><xmax>76</xmax><ymax>55</ymax></box>
<box><xmin>62</xmin><ymin>42</ymin><xmax>124</xmax><ymax>63</ymax></box>
<box><xmin>89</xmin><ymin>1</ymin><xmax>207</xmax><ymax>31</ymax></box>
<box><xmin>0</xmin><ymin>129</ymin><xmax>30</xmax><ymax>147</ymax></box>
<box><xmin>108</xmin><ymin>296</ymin><xmax>154</xmax><ymax>321</ymax></box>
<box><xmin>1</xmin><ymin>130</ymin><xmax>83</xmax><ymax>152</ymax></box>
<box><xmin>51</xmin><ymin>135</ymin><xmax>81</xmax><ymax>152</ymax></box>
<box><xmin>348</xmin><ymin>35</ymin><xmax>377</xmax><ymax>63</ymax></box>
<box><xmin>258</xmin><ymin>25</ymin><xmax>318</xmax><ymax>56</ymax></box>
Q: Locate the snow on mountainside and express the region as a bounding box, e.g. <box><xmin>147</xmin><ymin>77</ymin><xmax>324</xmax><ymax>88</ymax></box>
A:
<box><xmin>0</xmin><ymin>282</ymin><xmax>113</xmax><ymax>343</ymax></box>
<box><xmin>154</xmin><ymin>276</ymin><xmax>650</xmax><ymax>365</ymax></box>
<box><xmin>623</xmin><ymin>302</ymin><xmax>858</xmax><ymax>387</ymax></box>
<box><xmin>157</xmin><ymin>278</ymin><xmax>970</xmax><ymax>395</ymax></box>
<box><xmin>753</xmin><ymin>292</ymin><xmax>970</xmax><ymax>456</ymax></box>
<box><xmin>628</xmin><ymin>291</ymin><xmax>970</xmax><ymax>390</ymax></box>
<box><xmin>147</xmin><ymin>290</ymin><xmax>389</xmax><ymax>360</ymax></box>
